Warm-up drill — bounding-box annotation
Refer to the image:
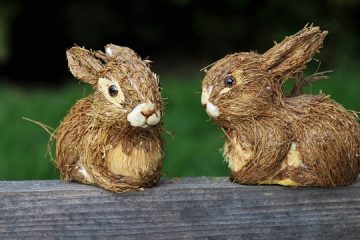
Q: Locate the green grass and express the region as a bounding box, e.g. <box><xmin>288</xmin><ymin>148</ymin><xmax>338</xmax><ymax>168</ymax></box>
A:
<box><xmin>161</xmin><ymin>77</ymin><xmax>227</xmax><ymax>177</ymax></box>
<box><xmin>0</xmin><ymin>63</ymin><xmax>359</xmax><ymax>180</ymax></box>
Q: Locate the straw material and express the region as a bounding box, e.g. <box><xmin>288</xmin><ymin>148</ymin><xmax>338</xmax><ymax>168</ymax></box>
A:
<box><xmin>56</xmin><ymin>44</ymin><xmax>163</xmax><ymax>193</ymax></box>
<box><xmin>202</xmin><ymin>25</ymin><xmax>360</xmax><ymax>187</ymax></box>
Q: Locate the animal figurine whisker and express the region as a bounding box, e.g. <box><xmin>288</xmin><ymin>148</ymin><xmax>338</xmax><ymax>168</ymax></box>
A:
<box><xmin>201</xmin><ymin>25</ymin><xmax>360</xmax><ymax>187</ymax></box>
<box><xmin>56</xmin><ymin>44</ymin><xmax>163</xmax><ymax>193</ymax></box>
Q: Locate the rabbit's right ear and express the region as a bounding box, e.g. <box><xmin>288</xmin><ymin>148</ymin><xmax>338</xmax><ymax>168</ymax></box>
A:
<box><xmin>261</xmin><ymin>25</ymin><xmax>327</xmax><ymax>81</ymax></box>
<box><xmin>66</xmin><ymin>46</ymin><xmax>104</xmax><ymax>85</ymax></box>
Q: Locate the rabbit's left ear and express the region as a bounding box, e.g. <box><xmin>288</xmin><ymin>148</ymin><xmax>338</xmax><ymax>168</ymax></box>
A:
<box><xmin>261</xmin><ymin>26</ymin><xmax>327</xmax><ymax>81</ymax></box>
<box><xmin>66</xmin><ymin>46</ymin><xmax>104</xmax><ymax>85</ymax></box>
<box><xmin>104</xmin><ymin>44</ymin><xmax>140</xmax><ymax>62</ymax></box>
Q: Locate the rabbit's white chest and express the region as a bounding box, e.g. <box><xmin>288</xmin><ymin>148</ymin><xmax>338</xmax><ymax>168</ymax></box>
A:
<box><xmin>105</xmin><ymin>142</ymin><xmax>162</xmax><ymax>178</ymax></box>
<box><xmin>223</xmin><ymin>137</ymin><xmax>253</xmax><ymax>172</ymax></box>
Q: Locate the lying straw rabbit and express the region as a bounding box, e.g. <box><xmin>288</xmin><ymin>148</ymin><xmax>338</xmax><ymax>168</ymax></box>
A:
<box><xmin>201</xmin><ymin>26</ymin><xmax>360</xmax><ymax>187</ymax></box>
<box><xmin>56</xmin><ymin>44</ymin><xmax>163</xmax><ymax>192</ymax></box>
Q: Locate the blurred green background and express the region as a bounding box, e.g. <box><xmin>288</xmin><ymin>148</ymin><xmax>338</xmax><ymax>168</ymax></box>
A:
<box><xmin>0</xmin><ymin>0</ymin><xmax>359</xmax><ymax>180</ymax></box>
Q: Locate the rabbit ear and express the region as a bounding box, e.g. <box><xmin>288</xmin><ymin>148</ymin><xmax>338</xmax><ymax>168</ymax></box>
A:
<box><xmin>261</xmin><ymin>25</ymin><xmax>328</xmax><ymax>81</ymax></box>
<box><xmin>104</xmin><ymin>44</ymin><xmax>140</xmax><ymax>62</ymax></box>
<box><xmin>66</xmin><ymin>46</ymin><xmax>104</xmax><ymax>85</ymax></box>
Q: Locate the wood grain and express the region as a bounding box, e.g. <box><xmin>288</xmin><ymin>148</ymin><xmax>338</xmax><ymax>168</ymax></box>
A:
<box><xmin>0</xmin><ymin>177</ymin><xmax>359</xmax><ymax>239</ymax></box>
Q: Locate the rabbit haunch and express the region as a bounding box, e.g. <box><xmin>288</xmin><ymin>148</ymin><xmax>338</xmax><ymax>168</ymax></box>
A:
<box><xmin>55</xmin><ymin>44</ymin><xmax>163</xmax><ymax>193</ymax></box>
<box><xmin>202</xmin><ymin>26</ymin><xmax>360</xmax><ymax>187</ymax></box>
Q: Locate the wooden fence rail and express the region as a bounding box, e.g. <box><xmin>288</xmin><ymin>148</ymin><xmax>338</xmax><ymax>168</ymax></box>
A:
<box><xmin>0</xmin><ymin>177</ymin><xmax>359</xmax><ymax>239</ymax></box>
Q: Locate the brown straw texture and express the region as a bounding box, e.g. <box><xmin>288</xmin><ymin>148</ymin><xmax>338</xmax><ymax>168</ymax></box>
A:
<box><xmin>202</xmin><ymin>25</ymin><xmax>360</xmax><ymax>187</ymax></box>
<box><xmin>56</xmin><ymin>44</ymin><xmax>163</xmax><ymax>193</ymax></box>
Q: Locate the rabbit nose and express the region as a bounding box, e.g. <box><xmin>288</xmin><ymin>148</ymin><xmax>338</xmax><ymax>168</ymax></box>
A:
<box><xmin>141</xmin><ymin>109</ymin><xmax>155</xmax><ymax>118</ymax></box>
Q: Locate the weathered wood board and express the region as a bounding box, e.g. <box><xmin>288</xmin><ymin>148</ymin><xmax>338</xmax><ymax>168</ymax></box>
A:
<box><xmin>0</xmin><ymin>177</ymin><xmax>359</xmax><ymax>239</ymax></box>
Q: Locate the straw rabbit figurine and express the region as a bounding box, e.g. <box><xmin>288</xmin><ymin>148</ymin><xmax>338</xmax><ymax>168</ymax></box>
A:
<box><xmin>201</xmin><ymin>26</ymin><xmax>360</xmax><ymax>187</ymax></box>
<box><xmin>56</xmin><ymin>44</ymin><xmax>163</xmax><ymax>192</ymax></box>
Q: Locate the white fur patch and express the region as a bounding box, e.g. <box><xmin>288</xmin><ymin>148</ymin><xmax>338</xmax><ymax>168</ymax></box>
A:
<box><xmin>127</xmin><ymin>102</ymin><xmax>160</xmax><ymax>127</ymax></box>
<box><xmin>201</xmin><ymin>85</ymin><xmax>213</xmax><ymax>105</ymax></box>
<box><xmin>206</xmin><ymin>102</ymin><xmax>220</xmax><ymax>118</ymax></box>
<box><xmin>105</xmin><ymin>47</ymin><xmax>112</xmax><ymax>56</ymax></box>
<box><xmin>146</xmin><ymin>110</ymin><xmax>161</xmax><ymax>126</ymax></box>
<box><xmin>127</xmin><ymin>103</ymin><xmax>148</xmax><ymax>127</ymax></box>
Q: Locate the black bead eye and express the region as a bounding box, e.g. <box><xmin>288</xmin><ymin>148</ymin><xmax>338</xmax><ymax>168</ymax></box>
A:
<box><xmin>224</xmin><ymin>75</ymin><xmax>236</xmax><ymax>87</ymax></box>
<box><xmin>108</xmin><ymin>85</ymin><xmax>118</xmax><ymax>97</ymax></box>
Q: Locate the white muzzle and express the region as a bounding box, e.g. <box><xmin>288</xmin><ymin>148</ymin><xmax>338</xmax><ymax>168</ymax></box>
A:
<box><xmin>127</xmin><ymin>102</ymin><xmax>161</xmax><ymax>128</ymax></box>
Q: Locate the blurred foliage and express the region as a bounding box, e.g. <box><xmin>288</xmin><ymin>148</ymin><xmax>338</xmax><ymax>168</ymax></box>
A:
<box><xmin>0</xmin><ymin>0</ymin><xmax>360</xmax><ymax>179</ymax></box>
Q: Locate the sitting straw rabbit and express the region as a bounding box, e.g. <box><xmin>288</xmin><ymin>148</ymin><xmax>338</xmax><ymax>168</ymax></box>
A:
<box><xmin>56</xmin><ymin>44</ymin><xmax>163</xmax><ymax>192</ymax></box>
<box><xmin>201</xmin><ymin>26</ymin><xmax>360</xmax><ymax>186</ymax></box>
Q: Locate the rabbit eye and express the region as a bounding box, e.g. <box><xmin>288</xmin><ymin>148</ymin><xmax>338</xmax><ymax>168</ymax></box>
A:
<box><xmin>224</xmin><ymin>75</ymin><xmax>236</xmax><ymax>87</ymax></box>
<box><xmin>108</xmin><ymin>85</ymin><xmax>118</xmax><ymax>97</ymax></box>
